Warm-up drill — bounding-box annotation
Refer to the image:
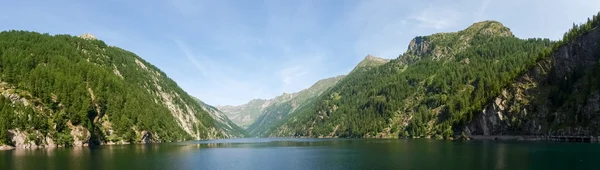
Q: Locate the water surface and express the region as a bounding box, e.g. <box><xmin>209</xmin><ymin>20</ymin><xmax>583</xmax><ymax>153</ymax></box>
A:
<box><xmin>1</xmin><ymin>138</ymin><xmax>599</xmax><ymax>170</ymax></box>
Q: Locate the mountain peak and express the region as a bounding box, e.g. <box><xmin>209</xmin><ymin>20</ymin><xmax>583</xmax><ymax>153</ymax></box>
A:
<box><xmin>401</xmin><ymin>20</ymin><xmax>515</xmax><ymax>63</ymax></box>
<box><xmin>78</xmin><ymin>33</ymin><xmax>97</xmax><ymax>40</ymax></box>
<box><xmin>350</xmin><ymin>54</ymin><xmax>390</xmax><ymax>72</ymax></box>
<box><xmin>364</xmin><ymin>54</ymin><xmax>378</xmax><ymax>60</ymax></box>
<box><xmin>463</xmin><ymin>20</ymin><xmax>513</xmax><ymax>37</ymax></box>
<box><xmin>360</xmin><ymin>54</ymin><xmax>389</xmax><ymax>66</ymax></box>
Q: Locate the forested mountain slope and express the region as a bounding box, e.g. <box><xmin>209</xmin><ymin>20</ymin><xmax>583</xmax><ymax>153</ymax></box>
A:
<box><xmin>217</xmin><ymin>99</ymin><xmax>272</xmax><ymax>129</ymax></box>
<box><xmin>462</xmin><ymin>12</ymin><xmax>600</xmax><ymax>137</ymax></box>
<box><xmin>193</xmin><ymin>97</ymin><xmax>247</xmax><ymax>138</ymax></box>
<box><xmin>247</xmin><ymin>75</ymin><xmax>345</xmax><ymax>137</ymax></box>
<box><xmin>267</xmin><ymin>21</ymin><xmax>553</xmax><ymax>139</ymax></box>
<box><xmin>0</xmin><ymin>31</ymin><xmax>232</xmax><ymax>148</ymax></box>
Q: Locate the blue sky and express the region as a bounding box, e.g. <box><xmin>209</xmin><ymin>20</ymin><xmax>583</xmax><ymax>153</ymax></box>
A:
<box><xmin>1</xmin><ymin>0</ymin><xmax>599</xmax><ymax>106</ymax></box>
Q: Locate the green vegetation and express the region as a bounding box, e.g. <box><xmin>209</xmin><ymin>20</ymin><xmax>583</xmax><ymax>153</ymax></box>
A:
<box><xmin>0</xmin><ymin>31</ymin><xmax>222</xmax><ymax>145</ymax></box>
<box><xmin>3</xmin><ymin>11</ymin><xmax>599</xmax><ymax>144</ymax></box>
<box><xmin>218</xmin><ymin>99</ymin><xmax>269</xmax><ymax>128</ymax></box>
<box><xmin>267</xmin><ymin>21</ymin><xmax>553</xmax><ymax>138</ymax></box>
<box><xmin>193</xmin><ymin>97</ymin><xmax>248</xmax><ymax>138</ymax></box>
<box><xmin>247</xmin><ymin>75</ymin><xmax>344</xmax><ymax>137</ymax></box>
<box><xmin>538</xmin><ymin>12</ymin><xmax>600</xmax><ymax>133</ymax></box>
<box><xmin>558</xmin><ymin>12</ymin><xmax>600</xmax><ymax>49</ymax></box>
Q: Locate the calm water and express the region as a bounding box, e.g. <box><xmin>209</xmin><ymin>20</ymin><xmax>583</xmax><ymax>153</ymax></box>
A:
<box><xmin>1</xmin><ymin>138</ymin><xmax>599</xmax><ymax>170</ymax></box>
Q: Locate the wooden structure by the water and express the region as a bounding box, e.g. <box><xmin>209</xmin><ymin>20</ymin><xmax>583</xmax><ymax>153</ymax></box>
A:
<box><xmin>547</xmin><ymin>136</ymin><xmax>600</xmax><ymax>142</ymax></box>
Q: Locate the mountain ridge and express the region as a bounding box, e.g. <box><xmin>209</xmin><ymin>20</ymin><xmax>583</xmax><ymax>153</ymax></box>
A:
<box><xmin>265</xmin><ymin>20</ymin><xmax>553</xmax><ymax>138</ymax></box>
<box><xmin>0</xmin><ymin>31</ymin><xmax>237</xmax><ymax>149</ymax></box>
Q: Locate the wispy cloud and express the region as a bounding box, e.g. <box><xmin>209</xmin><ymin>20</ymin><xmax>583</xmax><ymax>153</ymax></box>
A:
<box><xmin>411</xmin><ymin>5</ymin><xmax>460</xmax><ymax>30</ymax></box>
<box><xmin>173</xmin><ymin>39</ymin><xmax>211</xmax><ymax>79</ymax></box>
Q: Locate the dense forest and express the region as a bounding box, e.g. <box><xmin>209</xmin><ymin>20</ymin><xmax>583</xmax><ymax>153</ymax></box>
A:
<box><xmin>2</xmin><ymin>12</ymin><xmax>599</xmax><ymax>146</ymax></box>
<box><xmin>0</xmin><ymin>31</ymin><xmax>231</xmax><ymax>146</ymax></box>
<box><xmin>266</xmin><ymin>21</ymin><xmax>555</xmax><ymax>138</ymax></box>
<box><xmin>457</xmin><ymin>11</ymin><xmax>600</xmax><ymax>136</ymax></box>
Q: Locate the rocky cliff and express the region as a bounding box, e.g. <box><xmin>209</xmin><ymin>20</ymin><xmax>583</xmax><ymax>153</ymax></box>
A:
<box><xmin>218</xmin><ymin>98</ymin><xmax>278</xmax><ymax>128</ymax></box>
<box><xmin>194</xmin><ymin>98</ymin><xmax>247</xmax><ymax>138</ymax></box>
<box><xmin>462</xmin><ymin>25</ymin><xmax>600</xmax><ymax>136</ymax></box>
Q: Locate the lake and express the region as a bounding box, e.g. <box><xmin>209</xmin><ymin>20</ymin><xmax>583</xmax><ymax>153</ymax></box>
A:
<box><xmin>1</xmin><ymin>138</ymin><xmax>599</xmax><ymax>170</ymax></box>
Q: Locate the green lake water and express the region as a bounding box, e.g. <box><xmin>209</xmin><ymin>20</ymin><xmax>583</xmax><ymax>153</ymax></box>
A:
<box><xmin>1</xmin><ymin>138</ymin><xmax>599</xmax><ymax>170</ymax></box>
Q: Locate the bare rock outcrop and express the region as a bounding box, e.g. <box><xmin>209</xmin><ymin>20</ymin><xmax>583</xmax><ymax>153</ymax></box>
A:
<box><xmin>68</xmin><ymin>122</ymin><xmax>91</xmax><ymax>146</ymax></box>
<box><xmin>462</xmin><ymin>25</ymin><xmax>600</xmax><ymax>136</ymax></box>
<box><xmin>78</xmin><ymin>33</ymin><xmax>97</xmax><ymax>40</ymax></box>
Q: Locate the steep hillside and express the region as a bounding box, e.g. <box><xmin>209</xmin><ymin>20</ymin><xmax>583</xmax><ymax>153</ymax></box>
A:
<box><xmin>193</xmin><ymin>97</ymin><xmax>247</xmax><ymax>138</ymax></box>
<box><xmin>247</xmin><ymin>75</ymin><xmax>345</xmax><ymax>136</ymax></box>
<box><xmin>352</xmin><ymin>55</ymin><xmax>390</xmax><ymax>72</ymax></box>
<box><xmin>217</xmin><ymin>99</ymin><xmax>273</xmax><ymax>128</ymax></box>
<box><xmin>462</xmin><ymin>12</ymin><xmax>600</xmax><ymax>137</ymax></box>
<box><xmin>0</xmin><ymin>31</ymin><xmax>230</xmax><ymax>149</ymax></box>
<box><xmin>267</xmin><ymin>21</ymin><xmax>552</xmax><ymax>139</ymax></box>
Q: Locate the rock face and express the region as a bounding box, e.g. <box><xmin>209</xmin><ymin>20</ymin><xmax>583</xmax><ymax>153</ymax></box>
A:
<box><xmin>218</xmin><ymin>99</ymin><xmax>271</xmax><ymax>128</ymax></box>
<box><xmin>7</xmin><ymin>129</ymin><xmax>57</xmax><ymax>149</ymax></box>
<box><xmin>407</xmin><ymin>36</ymin><xmax>431</xmax><ymax>57</ymax></box>
<box><xmin>403</xmin><ymin>20</ymin><xmax>514</xmax><ymax>64</ymax></box>
<box><xmin>69</xmin><ymin>122</ymin><xmax>91</xmax><ymax>146</ymax></box>
<box><xmin>78</xmin><ymin>33</ymin><xmax>97</xmax><ymax>40</ymax></box>
<box><xmin>140</xmin><ymin>131</ymin><xmax>153</xmax><ymax>144</ymax></box>
<box><xmin>353</xmin><ymin>55</ymin><xmax>390</xmax><ymax>71</ymax></box>
<box><xmin>464</xmin><ymin>20</ymin><xmax>514</xmax><ymax>37</ymax></box>
<box><xmin>462</xmin><ymin>25</ymin><xmax>600</xmax><ymax>136</ymax></box>
<box><xmin>194</xmin><ymin>98</ymin><xmax>247</xmax><ymax>138</ymax></box>
<box><xmin>0</xmin><ymin>145</ymin><xmax>14</xmax><ymax>150</ymax></box>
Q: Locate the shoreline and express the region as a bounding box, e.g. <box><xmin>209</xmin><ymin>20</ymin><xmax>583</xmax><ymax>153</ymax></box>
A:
<box><xmin>3</xmin><ymin>135</ymin><xmax>599</xmax><ymax>151</ymax></box>
<box><xmin>467</xmin><ymin>135</ymin><xmax>600</xmax><ymax>142</ymax></box>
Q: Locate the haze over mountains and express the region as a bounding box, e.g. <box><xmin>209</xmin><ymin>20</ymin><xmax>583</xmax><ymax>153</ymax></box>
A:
<box><xmin>1</xmin><ymin>10</ymin><xmax>600</xmax><ymax>149</ymax></box>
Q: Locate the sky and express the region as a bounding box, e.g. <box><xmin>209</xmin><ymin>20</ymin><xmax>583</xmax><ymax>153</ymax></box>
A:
<box><xmin>1</xmin><ymin>0</ymin><xmax>599</xmax><ymax>106</ymax></box>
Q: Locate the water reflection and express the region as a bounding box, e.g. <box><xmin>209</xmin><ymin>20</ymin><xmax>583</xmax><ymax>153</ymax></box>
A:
<box><xmin>1</xmin><ymin>139</ymin><xmax>600</xmax><ymax>170</ymax></box>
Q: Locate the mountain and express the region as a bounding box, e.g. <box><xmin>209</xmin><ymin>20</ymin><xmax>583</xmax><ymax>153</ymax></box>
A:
<box><xmin>247</xmin><ymin>75</ymin><xmax>345</xmax><ymax>136</ymax></box>
<box><xmin>461</xmin><ymin>12</ymin><xmax>600</xmax><ymax>137</ymax></box>
<box><xmin>217</xmin><ymin>99</ymin><xmax>271</xmax><ymax>129</ymax></box>
<box><xmin>266</xmin><ymin>20</ymin><xmax>553</xmax><ymax>138</ymax></box>
<box><xmin>352</xmin><ymin>55</ymin><xmax>390</xmax><ymax>72</ymax></box>
<box><xmin>0</xmin><ymin>31</ymin><xmax>234</xmax><ymax>149</ymax></box>
<box><xmin>193</xmin><ymin>97</ymin><xmax>247</xmax><ymax>138</ymax></box>
<box><xmin>218</xmin><ymin>75</ymin><xmax>344</xmax><ymax>136</ymax></box>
